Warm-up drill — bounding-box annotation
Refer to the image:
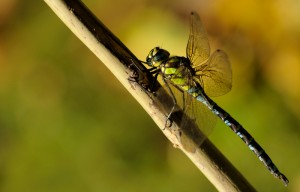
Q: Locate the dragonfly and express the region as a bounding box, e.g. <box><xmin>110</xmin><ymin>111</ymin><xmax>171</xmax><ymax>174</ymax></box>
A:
<box><xmin>142</xmin><ymin>12</ymin><xmax>288</xmax><ymax>186</ymax></box>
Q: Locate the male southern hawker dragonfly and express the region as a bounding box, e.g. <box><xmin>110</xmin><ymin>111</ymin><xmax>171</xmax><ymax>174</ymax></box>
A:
<box><xmin>143</xmin><ymin>12</ymin><xmax>288</xmax><ymax>186</ymax></box>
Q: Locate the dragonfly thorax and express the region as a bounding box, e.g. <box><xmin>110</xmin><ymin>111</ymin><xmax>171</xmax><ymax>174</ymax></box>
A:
<box><xmin>145</xmin><ymin>47</ymin><xmax>170</xmax><ymax>67</ymax></box>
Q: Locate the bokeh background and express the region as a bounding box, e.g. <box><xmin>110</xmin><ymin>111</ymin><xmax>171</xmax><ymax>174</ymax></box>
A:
<box><xmin>0</xmin><ymin>0</ymin><xmax>299</xmax><ymax>191</ymax></box>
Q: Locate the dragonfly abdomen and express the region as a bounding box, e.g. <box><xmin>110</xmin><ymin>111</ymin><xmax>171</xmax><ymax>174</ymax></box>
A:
<box><xmin>188</xmin><ymin>86</ymin><xmax>289</xmax><ymax>185</ymax></box>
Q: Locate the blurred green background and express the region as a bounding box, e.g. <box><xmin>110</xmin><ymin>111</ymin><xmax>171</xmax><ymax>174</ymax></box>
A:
<box><xmin>0</xmin><ymin>0</ymin><xmax>299</xmax><ymax>191</ymax></box>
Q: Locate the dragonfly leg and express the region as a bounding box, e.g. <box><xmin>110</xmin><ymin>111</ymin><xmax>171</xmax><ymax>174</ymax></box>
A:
<box><xmin>146</xmin><ymin>67</ymin><xmax>160</xmax><ymax>92</ymax></box>
<box><xmin>182</xmin><ymin>91</ymin><xmax>186</xmax><ymax>111</ymax></box>
<box><xmin>162</xmin><ymin>77</ymin><xmax>177</xmax><ymax>129</ymax></box>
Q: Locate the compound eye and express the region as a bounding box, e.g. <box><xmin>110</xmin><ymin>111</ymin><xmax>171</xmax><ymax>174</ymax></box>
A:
<box><xmin>153</xmin><ymin>47</ymin><xmax>160</xmax><ymax>55</ymax></box>
<box><xmin>154</xmin><ymin>47</ymin><xmax>160</xmax><ymax>51</ymax></box>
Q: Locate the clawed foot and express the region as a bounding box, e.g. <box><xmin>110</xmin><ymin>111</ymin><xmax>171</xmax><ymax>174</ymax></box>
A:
<box><xmin>163</xmin><ymin>114</ymin><xmax>173</xmax><ymax>130</ymax></box>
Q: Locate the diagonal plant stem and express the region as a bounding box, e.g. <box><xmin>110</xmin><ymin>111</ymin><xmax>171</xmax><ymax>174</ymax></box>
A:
<box><xmin>44</xmin><ymin>0</ymin><xmax>256</xmax><ymax>191</ymax></box>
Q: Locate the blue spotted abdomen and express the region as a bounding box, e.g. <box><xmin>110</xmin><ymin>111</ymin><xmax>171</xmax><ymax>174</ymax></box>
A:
<box><xmin>187</xmin><ymin>86</ymin><xmax>288</xmax><ymax>185</ymax></box>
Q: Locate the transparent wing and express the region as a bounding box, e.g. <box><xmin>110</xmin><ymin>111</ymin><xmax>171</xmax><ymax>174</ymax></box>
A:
<box><xmin>187</xmin><ymin>12</ymin><xmax>232</xmax><ymax>97</ymax></box>
<box><xmin>179</xmin><ymin>91</ymin><xmax>217</xmax><ymax>152</ymax></box>
<box><xmin>195</xmin><ymin>50</ymin><xmax>232</xmax><ymax>97</ymax></box>
<box><xmin>186</xmin><ymin>12</ymin><xmax>210</xmax><ymax>66</ymax></box>
<box><xmin>157</xmin><ymin>70</ymin><xmax>217</xmax><ymax>152</ymax></box>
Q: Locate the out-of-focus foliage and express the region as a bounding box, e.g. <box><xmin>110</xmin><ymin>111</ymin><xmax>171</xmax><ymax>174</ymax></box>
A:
<box><xmin>0</xmin><ymin>0</ymin><xmax>299</xmax><ymax>191</ymax></box>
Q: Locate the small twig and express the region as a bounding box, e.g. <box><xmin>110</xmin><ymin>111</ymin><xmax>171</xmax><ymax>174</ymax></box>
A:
<box><xmin>44</xmin><ymin>0</ymin><xmax>256</xmax><ymax>191</ymax></box>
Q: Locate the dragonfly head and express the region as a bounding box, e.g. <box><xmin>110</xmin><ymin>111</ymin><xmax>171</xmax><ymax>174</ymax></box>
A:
<box><xmin>145</xmin><ymin>47</ymin><xmax>170</xmax><ymax>67</ymax></box>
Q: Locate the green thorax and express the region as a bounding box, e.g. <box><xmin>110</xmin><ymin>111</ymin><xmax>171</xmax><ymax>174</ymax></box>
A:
<box><xmin>161</xmin><ymin>56</ymin><xmax>197</xmax><ymax>93</ymax></box>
